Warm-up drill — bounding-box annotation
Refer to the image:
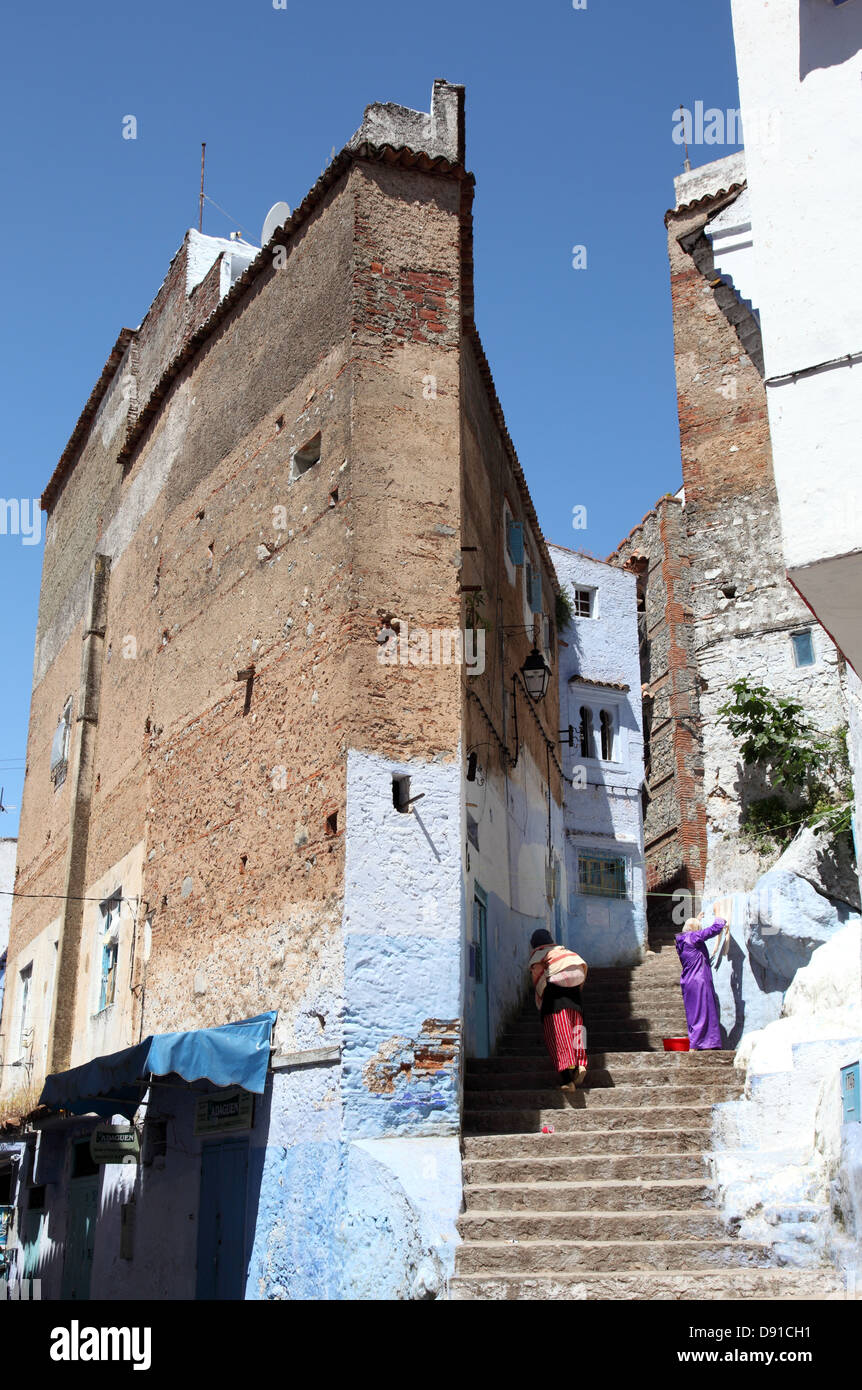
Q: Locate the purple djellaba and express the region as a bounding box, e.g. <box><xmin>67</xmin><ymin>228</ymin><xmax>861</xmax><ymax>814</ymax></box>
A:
<box><xmin>674</xmin><ymin>918</ymin><xmax>727</xmax><ymax>1050</ymax></box>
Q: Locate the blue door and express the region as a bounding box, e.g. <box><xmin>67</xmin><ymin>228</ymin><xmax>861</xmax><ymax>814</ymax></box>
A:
<box><xmin>195</xmin><ymin>1136</ymin><xmax>250</xmax><ymax>1300</ymax></box>
<box><xmin>472</xmin><ymin>886</ymin><xmax>491</xmax><ymax>1058</ymax></box>
<box><xmin>61</xmin><ymin>1176</ymin><xmax>99</xmax><ymax>1300</ymax></box>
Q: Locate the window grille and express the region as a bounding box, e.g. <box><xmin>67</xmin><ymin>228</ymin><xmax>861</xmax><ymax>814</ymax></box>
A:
<box><xmin>50</xmin><ymin>699</ymin><xmax>72</xmax><ymax>789</ymax></box>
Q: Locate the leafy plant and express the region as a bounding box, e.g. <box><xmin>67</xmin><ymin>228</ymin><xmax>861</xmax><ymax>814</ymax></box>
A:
<box><xmin>739</xmin><ymin>796</ymin><xmax>800</xmax><ymax>853</ymax></box>
<box><xmin>555</xmin><ymin>586</ymin><xmax>574</xmax><ymax>631</ymax></box>
<box><xmin>716</xmin><ymin>679</ymin><xmax>825</xmax><ymax>791</ymax></box>
<box><xmin>718</xmin><ymin>678</ymin><xmax>854</xmax><ymax>854</ymax></box>
<box><xmin>464</xmin><ymin>588</ymin><xmax>491</xmax><ymax>633</ymax></box>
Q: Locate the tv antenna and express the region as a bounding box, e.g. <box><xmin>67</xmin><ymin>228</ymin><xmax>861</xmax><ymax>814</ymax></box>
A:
<box><xmin>199</xmin><ymin>142</ymin><xmax>206</xmax><ymax>232</ymax></box>
<box><xmin>680</xmin><ymin>104</ymin><xmax>691</xmax><ymax>172</ymax></box>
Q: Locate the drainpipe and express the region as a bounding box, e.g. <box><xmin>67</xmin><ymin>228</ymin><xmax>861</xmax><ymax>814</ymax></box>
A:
<box><xmin>45</xmin><ymin>554</ymin><xmax>111</xmax><ymax>1074</ymax></box>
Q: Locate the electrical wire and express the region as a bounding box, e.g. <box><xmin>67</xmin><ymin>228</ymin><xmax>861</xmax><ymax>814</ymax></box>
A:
<box><xmin>202</xmin><ymin>194</ymin><xmax>250</xmax><ymax>238</ymax></box>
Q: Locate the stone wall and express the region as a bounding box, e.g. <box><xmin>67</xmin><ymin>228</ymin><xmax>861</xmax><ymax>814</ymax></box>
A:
<box><xmin>609</xmin><ymin>165</ymin><xmax>851</xmax><ymax>944</ymax></box>
<box><xmin>612</xmin><ymin>497</ymin><xmax>705</xmax><ymax>904</ymax></box>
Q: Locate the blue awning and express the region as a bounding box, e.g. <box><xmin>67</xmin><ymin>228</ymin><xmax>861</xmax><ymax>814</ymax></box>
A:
<box><xmin>39</xmin><ymin>1012</ymin><xmax>277</xmax><ymax>1119</ymax></box>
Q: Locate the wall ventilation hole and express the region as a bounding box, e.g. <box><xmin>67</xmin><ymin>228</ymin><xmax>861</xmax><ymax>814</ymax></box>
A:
<box><xmin>720</xmin><ymin>584</ymin><xmax>737</xmax><ymax>599</ymax></box>
<box><xmin>393</xmin><ymin>775</ymin><xmax>411</xmax><ymax>813</ymax></box>
<box><xmin>325</xmin><ymin>811</ymin><xmax>338</xmax><ymax>837</ymax></box>
<box><xmin>240</xmin><ymin>854</ymin><xmax>248</xmax><ymax>873</ymax></box>
<box><xmin>293</xmin><ymin>432</ymin><xmax>321</xmax><ymax>479</ymax></box>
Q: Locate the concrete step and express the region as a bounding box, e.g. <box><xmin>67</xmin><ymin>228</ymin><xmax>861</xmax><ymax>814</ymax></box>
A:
<box><xmin>462</xmin><ymin>1178</ymin><xmax>714</xmax><ymax>1212</ymax></box>
<box><xmin>462</xmin><ymin>1129</ymin><xmax>712</xmax><ymax>1158</ymax></box>
<box><xmin>463</xmin><ymin>1152</ymin><xmax>708</xmax><ymax>1183</ymax></box>
<box><xmin>447</xmin><ymin>1269</ymin><xmax>847</xmax><ymax>1301</ymax></box>
<box><xmin>506</xmin><ymin>1018</ymin><xmax>687</xmax><ymax>1034</ymax></box>
<box><xmin>464</xmin><ymin>1067</ymin><xmax>731</xmax><ymax>1091</ymax></box>
<box><xmin>455</xmin><ymin>1238</ymin><xmax>771</xmax><ymax>1274</ymax></box>
<box><xmin>463</xmin><ymin>1083</ymin><xmax>738</xmax><ymax>1110</ymax></box>
<box><xmin>578</xmin><ymin>1033</ymin><xmax>696</xmax><ymax>1049</ymax></box>
<box><xmin>458</xmin><ymin>1208</ymin><xmax>726</xmax><ymax>1241</ymax></box>
<box><xmin>463</xmin><ymin>1104</ymin><xmax>718</xmax><ymax>1134</ymax></box>
<box><xmin>468</xmin><ymin>1052</ymin><xmax>735</xmax><ymax>1072</ymax></box>
<box><xmin>497</xmin><ymin>1042</ymin><xmax>688</xmax><ymax>1055</ymax></box>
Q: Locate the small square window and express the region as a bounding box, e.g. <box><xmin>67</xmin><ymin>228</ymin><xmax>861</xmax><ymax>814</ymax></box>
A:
<box><xmin>791</xmin><ymin>630</ymin><xmax>815</xmax><ymax>668</ymax></box>
<box><xmin>292</xmin><ymin>432</ymin><xmax>321</xmax><ymax>479</ymax></box>
<box><xmin>572</xmin><ymin>588</ymin><xmax>595</xmax><ymax>619</ymax></box>
<box><xmin>579</xmin><ymin>853</ymin><xmax>627</xmax><ymax>899</ymax></box>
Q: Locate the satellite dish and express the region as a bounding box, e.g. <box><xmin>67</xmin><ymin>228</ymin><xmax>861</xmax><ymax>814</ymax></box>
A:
<box><xmin>261</xmin><ymin>201</ymin><xmax>292</xmax><ymax>246</ymax></box>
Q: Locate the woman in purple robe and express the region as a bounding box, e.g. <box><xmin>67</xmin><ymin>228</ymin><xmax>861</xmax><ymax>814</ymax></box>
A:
<box><xmin>675</xmin><ymin>913</ymin><xmax>728</xmax><ymax>1050</ymax></box>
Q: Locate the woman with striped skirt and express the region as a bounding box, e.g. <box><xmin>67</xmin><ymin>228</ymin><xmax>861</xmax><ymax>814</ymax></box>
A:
<box><xmin>528</xmin><ymin>929</ymin><xmax>589</xmax><ymax>1091</ymax></box>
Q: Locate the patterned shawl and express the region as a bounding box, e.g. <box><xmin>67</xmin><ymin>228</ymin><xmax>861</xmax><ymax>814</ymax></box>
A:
<box><xmin>529</xmin><ymin>944</ymin><xmax>588</xmax><ymax>1011</ymax></box>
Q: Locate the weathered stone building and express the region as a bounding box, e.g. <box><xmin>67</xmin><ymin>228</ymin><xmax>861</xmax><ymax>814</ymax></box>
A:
<box><xmin>611</xmin><ymin>152</ymin><xmax>850</xmax><ymax>930</ymax></box>
<box><xmin>0</xmin><ymin>82</ymin><xmax>570</xmax><ymax>1300</ymax></box>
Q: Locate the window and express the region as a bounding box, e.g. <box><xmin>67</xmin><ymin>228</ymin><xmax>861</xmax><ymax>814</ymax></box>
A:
<box><xmin>50</xmin><ymin>699</ymin><xmax>72</xmax><ymax>789</ymax></box>
<box><xmin>600</xmin><ymin>708</ymin><xmax>615</xmax><ymax>760</ymax></box>
<box><xmin>292</xmin><ymin>432</ymin><xmax>321</xmax><ymax>480</ymax></box>
<box><xmin>572</xmin><ymin>587</ymin><xmax>595</xmax><ymax>618</ymax></box>
<box><xmin>524</xmin><ymin>544</ymin><xmax>543</xmax><ymax>617</ymax></box>
<box><xmin>576</xmin><ymin>700</ymin><xmax>619</xmax><ymax>762</ymax></box>
<box><xmin>791</xmin><ymin>630</ymin><xmax>815</xmax><ymax>668</ymax></box>
<box><xmin>579</xmin><ymin>853</ymin><xmax>627</xmax><ymax>899</ymax></box>
<box><xmin>579</xmin><ymin>706</ymin><xmax>594</xmax><ymax>759</ymax></box>
<box><xmin>18</xmin><ymin>964</ymin><xmax>33</xmax><ymax>1054</ymax></box>
<box><xmin>504</xmin><ymin>505</ymin><xmax>524</xmax><ymax>567</ymax></box>
<box><xmin>98</xmin><ymin>892</ymin><xmax>121</xmax><ymax>1012</ymax></box>
<box><xmin>71</xmin><ymin>1140</ymin><xmax>99</xmax><ymax>1180</ymax></box>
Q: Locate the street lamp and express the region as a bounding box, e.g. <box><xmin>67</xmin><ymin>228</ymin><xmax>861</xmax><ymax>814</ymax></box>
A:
<box><xmin>520</xmin><ymin>647</ymin><xmax>551</xmax><ymax>702</ymax></box>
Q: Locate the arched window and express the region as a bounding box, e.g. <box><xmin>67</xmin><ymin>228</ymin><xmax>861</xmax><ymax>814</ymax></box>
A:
<box><xmin>600</xmin><ymin>709</ymin><xmax>614</xmax><ymax>761</ymax></box>
<box><xmin>579</xmin><ymin>706</ymin><xmax>593</xmax><ymax>759</ymax></box>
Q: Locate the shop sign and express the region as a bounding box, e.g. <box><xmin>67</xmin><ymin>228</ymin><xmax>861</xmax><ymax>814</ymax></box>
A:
<box><xmin>89</xmin><ymin>1124</ymin><xmax>140</xmax><ymax>1164</ymax></box>
<box><xmin>194</xmin><ymin>1088</ymin><xmax>254</xmax><ymax>1136</ymax></box>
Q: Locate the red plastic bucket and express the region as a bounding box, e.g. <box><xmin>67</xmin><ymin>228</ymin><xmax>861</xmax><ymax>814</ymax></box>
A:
<box><xmin>662</xmin><ymin>1037</ymin><xmax>690</xmax><ymax>1051</ymax></box>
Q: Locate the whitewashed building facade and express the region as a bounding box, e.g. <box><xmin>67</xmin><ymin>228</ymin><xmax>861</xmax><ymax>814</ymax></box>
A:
<box><xmin>550</xmin><ymin>546</ymin><xmax>647</xmax><ymax>966</ymax></box>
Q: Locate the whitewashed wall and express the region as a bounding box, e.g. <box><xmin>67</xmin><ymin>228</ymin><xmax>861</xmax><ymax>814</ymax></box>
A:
<box><xmin>550</xmin><ymin>547</ymin><xmax>647</xmax><ymax>966</ymax></box>
<box><xmin>730</xmin><ymin>0</ymin><xmax>862</xmax><ymax>665</ymax></box>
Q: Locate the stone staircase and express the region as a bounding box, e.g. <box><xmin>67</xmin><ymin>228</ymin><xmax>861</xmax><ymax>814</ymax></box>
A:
<box><xmin>451</xmin><ymin>933</ymin><xmax>845</xmax><ymax>1300</ymax></box>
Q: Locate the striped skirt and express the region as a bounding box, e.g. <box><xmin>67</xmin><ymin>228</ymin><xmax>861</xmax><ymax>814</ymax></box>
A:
<box><xmin>542</xmin><ymin>1005</ymin><xmax>587</xmax><ymax>1073</ymax></box>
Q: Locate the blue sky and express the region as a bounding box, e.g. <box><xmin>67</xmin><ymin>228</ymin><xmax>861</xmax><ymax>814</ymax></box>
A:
<box><xmin>0</xmin><ymin>0</ymin><xmax>742</xmax><ymax>835</ymax></box>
